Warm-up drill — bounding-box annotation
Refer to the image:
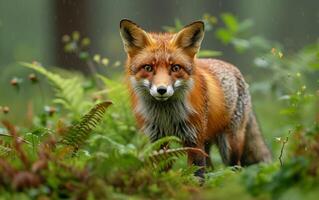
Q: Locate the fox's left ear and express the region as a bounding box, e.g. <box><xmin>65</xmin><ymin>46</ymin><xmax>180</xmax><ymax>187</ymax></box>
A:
<box><xmin>172</xmin><ymin>21</ymin><xmax>205</xmax><ymax>57</ymax></box>
<box><xmin>119</xmin><ymin>19</ymin><xmax>152</xmax><ymax>57</ymax></box>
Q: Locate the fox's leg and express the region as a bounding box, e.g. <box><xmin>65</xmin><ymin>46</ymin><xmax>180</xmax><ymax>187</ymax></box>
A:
<box><xmin>217</xmin><ymin>81</ymin><xmax>249</xmax><ymax>166</ymax></box>
<box><xmin>204</xmin><ymin>142</ymin><xmax>213</xmax><ymax>169</ymax></box>
<box><xmin>186</xmin><ymin>143</ymin><xmax>206</xmax><ymax>178</ymax></box>
<box><xmin>217</xmin><ymin>127</ymin><xmax>245</xmax><ymax>166</ymax></box>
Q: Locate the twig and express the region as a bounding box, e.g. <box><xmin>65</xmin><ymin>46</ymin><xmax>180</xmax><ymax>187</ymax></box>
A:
<box><xmin>278</xmin><ymin>136</ymin><xmax>289</xmax><ymax>167</ymax></box>
<box><xmin>278</xmin><ymin>129</ymin><xmax>292</xmax><ymax>167</ymax></box>
<box><xmin>2</xmin><ymin>121</ymin><xmax>30</xmax><ymax>168</ymax></box>
<box><xmin>0</xmin><ymin>133</ymin><xmax>31</xmax><ymax>145</ymax></box>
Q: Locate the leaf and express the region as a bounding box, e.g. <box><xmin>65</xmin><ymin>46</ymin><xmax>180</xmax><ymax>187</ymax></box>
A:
<box><xmin>144</xmin><ymin>147</ymin><xmax>208</xmax><ymax>170</ymax></box>
<box><xmin>215</xmin><ymin>28</ymin><xmax>233</xmax><ymax>44</ymax></box>
<box><xmin>0</xmin><ymin>144</ymin><xmax>11</xmax><ymax>157</ymax></box>
<box><xmin>231</xmin><ymin>38</ymin><xmax>251</xmax><ymax>53</ymax></box>
<box><xmin>198</xmin><ymin>50</ymin><xmax>223</xmax><ymax>58</ymax></box>
<box><xmin>238</xmin><ymin>19</ymin><xmax>254</xmax><ymax>32</ymax></box>
<box><xmin>20</xmin><ymin>62</ymin><xmax>90</xmax><ymax>116</ymax></box>
<box><xmin>140</xmin><ymin>136</ymin><xmax>182</xmax><ymax>158</ymax></box>
<box><xmin>221</xmin><ymin>13</ymin><xmax>238</xmax><ymax>33</ymax></box>
<box><xmin>162</xmin><ymin>18</ymin><xmax>184</xmax><ymax>33</ymax></box>
<box><xmin>61</xmin><ymin>101</ymin><xmax>112</xmax><ymax>151</ymax></box>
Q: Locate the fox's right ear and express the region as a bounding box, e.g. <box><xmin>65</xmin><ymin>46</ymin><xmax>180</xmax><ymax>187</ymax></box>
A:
<box><xmin>120</xmin><ymin>19</ymin><xmax>152</xmax><ymax>56</ymax></box>
<box><xmin>172</xmin><ymin>21</ymin><xmax>205</xmax><ymax>57</ymax></box>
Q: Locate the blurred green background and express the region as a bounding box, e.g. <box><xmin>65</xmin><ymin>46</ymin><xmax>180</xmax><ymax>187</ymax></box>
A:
<box><xmin>1</xmin><ymin>0</ymin><xmax>318</xmax><ymax>71</ymax></box>
<box><xmin>0</xmin><ymin>0</ymin><xmax>318</xmax><ymax>147</ymax></box>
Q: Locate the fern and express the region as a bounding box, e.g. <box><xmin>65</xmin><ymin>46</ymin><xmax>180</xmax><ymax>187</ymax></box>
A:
<box><xmin>89</xmin><ymin>134</ymin><xmax>207</xmax><ymax>171</ymax></box>
<box><xmin>96</xmin><ymin>75</ymin><xmax>137</xmax><ymax>142</ymax></box>
<box><xmin>0</xmin><ymin>144</ymin><xmax>11</xmax><ymax>157</ymax></box>
<box><xmin>20</xmin><ymin>62</ymin><xmax>90</xmax><ymax>115</ymax></box>
<box><xmin>62</xmin><ymin>101</ymin><xmax>112</xmax><ymax>150</ymax></box>
<box><xmin>140</xmin><ymin>136</ymin><xmax>182</xmax><ymax>158</ymax></box>
<box><xmin>137</xmin><ymin>136</ymin><xmax>208</xmax><ymax>170</ymax></box>
<box><xmin>144</xmin><ymin>146</ymin><xmax>208</xmax><ymax>170</ymax></box>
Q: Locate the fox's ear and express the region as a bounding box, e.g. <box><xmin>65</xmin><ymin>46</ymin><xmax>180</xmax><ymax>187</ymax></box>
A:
<box><xmin>172</xmin><ymin>21</ymin><xmax>205</xmax><ymax>57</ymax></box>
<box><xmin>120</xmin><ymin>19</ymin><xmax>152</xmax><ymax>56</ymax></box>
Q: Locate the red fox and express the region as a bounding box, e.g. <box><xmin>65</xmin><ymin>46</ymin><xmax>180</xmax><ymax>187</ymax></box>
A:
<box><xmin>119</xmin><ymin>19</ymin><xmax>272</xmax><ymax>177</ymax></box>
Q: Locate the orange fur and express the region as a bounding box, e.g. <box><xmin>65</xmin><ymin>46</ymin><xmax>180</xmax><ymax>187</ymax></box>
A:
<box><xmin>125</xmin><ymin>37</ymin><xmax>230</xmax><ymax>145</ymax></box>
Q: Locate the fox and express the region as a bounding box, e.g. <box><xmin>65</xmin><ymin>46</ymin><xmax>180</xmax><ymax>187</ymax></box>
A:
<box><xmin>119</xmin><ymin>19</ymin><xmax>272</xmax><ymax>177</ymax></box>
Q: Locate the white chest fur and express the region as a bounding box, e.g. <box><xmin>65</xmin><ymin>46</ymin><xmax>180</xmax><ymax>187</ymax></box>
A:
<box><xmin>135</xmin><ymin>97</ymin><xmax>197</xmax><ymax>143</ymax></box>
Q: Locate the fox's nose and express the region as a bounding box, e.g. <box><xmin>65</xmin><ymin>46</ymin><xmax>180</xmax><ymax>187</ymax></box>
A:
<box><xmin>157</xmin><ymin>86</ymin><xmax>167</xmax><ymax>95</ymax></box>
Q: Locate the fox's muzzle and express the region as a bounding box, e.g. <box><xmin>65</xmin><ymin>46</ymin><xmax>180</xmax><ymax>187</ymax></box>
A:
<box><xmin>130</xmin><ymin>77</ymin><xmax>193</xmax><ymax>102</ymax></box>
<box><xmin>150</xmin><ymin>84</ymin><xmax>174</xmax><ymax>101</ymax></box>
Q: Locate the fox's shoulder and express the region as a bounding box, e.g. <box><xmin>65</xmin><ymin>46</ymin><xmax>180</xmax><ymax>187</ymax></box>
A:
<box><xmin>195</xmin><ymin>58</ymin><xmax>249</xmax><ymax>113</ymax></box>
<box><xmin>195</xmin><ymin>58</ymin><xmax>242</xmax><ymax>76</ymax></box>
<box><xmin>195</xmin><ymin>58</ymin><xmax>246</xmax><ymax>86</ymax></box>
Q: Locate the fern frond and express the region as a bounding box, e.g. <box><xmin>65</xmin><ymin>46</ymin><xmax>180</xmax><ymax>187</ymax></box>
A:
<box><xmin>20</xmin><ymin>62</ymin><xmax>89</xmax><ymax>114</ymax></box>
<box><xmin>96</xmin><ymin>75</ymin><xmax>127</xmax><ymax>96</ymax></box>
<box><xmin>0</xmin><ymin>144</ymin><xmax>11</xmax><ymax>157</ymax></box>
<box><xmin>61</xmin><ymin>101</ymin><xmax>112</xmax><ymax>150</ymax></box>
<box><xmin>89</xmin><ymin>134</ymin><xmax>127</xmax><ymax>152</ymax></box>
<box><xmin>150</xmin><ymin>156</ymin><xmax>177</xmax><ymax>172</ymax></box>
<box><xmin>140</xmin><ymin>136</ymin><xmax>182</xmax><ymax>158</ymax></box>
<box><xmin>145</xmin><ymin>147</ymin><xmax>208</xmax><ymax>169</ymax></box>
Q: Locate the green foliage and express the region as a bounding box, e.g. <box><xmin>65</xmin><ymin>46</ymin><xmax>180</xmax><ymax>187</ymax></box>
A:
<box><xmin>0</xmin><ymin>12</ymin><xmax>318</xmax><ymax>200</ymax></box>
<box><xmin>162</xmin><ymin>18</ymin><xmax>184</xmax><ymax>32</ymax></box>
<box><xmin>96</xmin><ymin>74</ymin><xmax>137</xmax><ymax>143</ymax></box>
<box><xmin>140</xmin><ymin>136</ymin><xmax>182</xmax><ymax>157</ymax></box>
<box><xmin>20</xmin><ymin>62</ymin><xmax>91</xmax><ymax>116</ymax></box>
<box><xmin>215</xmin><ymin>13</ymin><xmax>254</xmax><ymax>52</ymax></box>
<box><xmin>242</xmin><ymin>163</ymin><xmax>279</xmax><ymax>196</ymax></box>
<box><xmin>197</xmin><ymin>49</ymin><xmax>223</xmax><ymax>58</ymax></box>
<box><xmin>62</xmin><ymin>101</ymin><xmax>112</xmax><ymax>150</ymax></box>
<box><xmin>145</xmin><ymin>147</ymin><xmax>208</xmax><ymax>171</ymax></box>
<box><xmin>0</xmin><ymin>144</ymin><xmax>11</xmax><ymax>157</ymax></box>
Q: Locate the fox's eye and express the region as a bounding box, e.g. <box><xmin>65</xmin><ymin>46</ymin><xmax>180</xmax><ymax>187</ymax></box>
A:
<box><xmin>143</xmin><ymin>65</ymin><xmax>153</xmax><ymax>72</ymax></box>
<box><xmin>171</xmin><ymin>64</ymin><xmax>181</xmax><ymax>72</ymax></box>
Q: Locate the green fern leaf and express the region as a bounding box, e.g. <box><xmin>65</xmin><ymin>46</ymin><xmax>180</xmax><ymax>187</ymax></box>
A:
<box><xmin>61</xmin><ymin>101</ymin><xmax>112</xmax><ymax>150</ymax></box>
<box><xmin>140</xmin><ymin>136</ymin><xmax>182</xmax><ymax>158</ymax></box>
<box><xmin>20</xmin><ymin>62</ymin><xmax>90</xmax><ymax>115</ymax></box>
<box><xmin>145</xmin><ymin>147</ymin><xmax>208</xmax><ymax>170</ymax></box>
<box><xmin>0</xmin><ymin>144</ymin><xmax>11</xmax><ymax>157</ymax></box>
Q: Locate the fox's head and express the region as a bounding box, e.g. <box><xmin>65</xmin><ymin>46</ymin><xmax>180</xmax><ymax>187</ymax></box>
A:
<box><xmin>120</xmin><ymin>19</ymin><xmax>205</xmax><ymax>101</ymax></box>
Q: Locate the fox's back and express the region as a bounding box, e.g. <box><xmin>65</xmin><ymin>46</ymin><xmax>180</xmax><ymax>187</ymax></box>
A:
<box><xmin>196</xmin><ymin>58</ymin><xmax>251</xmax><ymax>114</ymax></box>
<box><xmin>191</xmin><ymin>58</ymin><xmax>250</xmax><ymax>138</ymax></box>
